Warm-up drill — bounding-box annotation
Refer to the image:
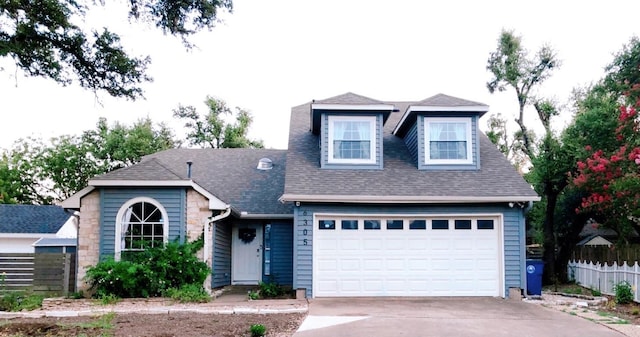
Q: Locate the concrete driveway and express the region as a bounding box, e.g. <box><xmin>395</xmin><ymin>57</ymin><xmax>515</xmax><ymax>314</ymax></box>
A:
<box><xmin>293</xmin><ymin>297</ymin><xmax>624</xmax><ymax>337</ymax></box>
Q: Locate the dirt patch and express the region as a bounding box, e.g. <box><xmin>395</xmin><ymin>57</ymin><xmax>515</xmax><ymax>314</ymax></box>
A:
<box><xmin>0</xmin><ymin>312</ymin><xmax>306</xmax><ymax>337</ymax></box>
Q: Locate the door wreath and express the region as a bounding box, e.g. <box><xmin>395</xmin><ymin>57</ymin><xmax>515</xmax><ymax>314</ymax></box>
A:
<box><xmin>239</xmin><ymin>228</ymin><xmax>256</xmax><ymax>244</ymax></box>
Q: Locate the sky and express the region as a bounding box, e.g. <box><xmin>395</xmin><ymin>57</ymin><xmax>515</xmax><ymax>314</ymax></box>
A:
<box><xmin>2</xmin><ymin>0</ymin><xmax>640</xmax><ymax>150</ymax></box>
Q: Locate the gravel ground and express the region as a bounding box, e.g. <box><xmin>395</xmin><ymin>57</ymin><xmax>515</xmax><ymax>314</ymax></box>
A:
<box><xmin>525</xmin><ymin>293</ymin><xmax>640</xmax><ymax>337</ymax></box>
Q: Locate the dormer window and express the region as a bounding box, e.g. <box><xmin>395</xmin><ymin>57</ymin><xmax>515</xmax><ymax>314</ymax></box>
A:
<box><xmin>328</xmin><ymin>115</ymin><xmax>376</xmax><ymax>164</ymax></box>
<box><xmin>424</xmin><ymin>117</ymin><xmax>473</xmax><ymax>165</ymax></box>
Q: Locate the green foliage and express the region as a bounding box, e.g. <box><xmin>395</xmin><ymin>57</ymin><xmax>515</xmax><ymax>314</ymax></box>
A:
<box><xmin>174</xmin><ymin>96</ymin><xmax>264</xmax><ymax>149</ymax></box>
<box><xmin>85</xmin><ymin>239</ymin><xmax>209</xmax><ymax>298</ymax></box>
<box><xmin>98</xmin><ymin>293</ymin><xmax>120</xmax><ymax>305</ymax></box>
<box><xmin>604</xmin><ymin>36</ymin><xmax>640</xmax><ymax>103</ymax></box>
<box><xmin>250</xmin><ymin>324</ymin><xmax>266</xmax><ymax>337</ymax></box>
<box><xmin>248</xmin><ymin>290</ymin><xmax>260</xmax><ymax>300</ymax></box>
<box><xmin>614</xmin><ymin>281</ymin><xmax>634</xmax><ymax>304</ymax></box>
<box><xmin>164</xmin><ymin>284</ymin><xmax>211</xmax><ymax>303</ymax></box>
<box><xmin>592</xmin><ymin>289</ymin><xmax>602</xmax><ymax>297</ymax></box>
<box><xmin>0</xmin><ymin>117</ymin><xmax>177</xmax><ymax>204</ymax></box>
<box><xmin>258</xmin><ymin>280</ymin><xmax>284</xmax><ymax>299</ymax></box>
<box><xmin>486</xmin><ymin>29</ymin><xmax>560</xmax><ymax>158</ymax></box>
<box><xmin>0</xmin><ymin>291</ymin><xmax>44</xmax><ymax>311</ymax></box>
<box><xmin>0</xmin><ymin>0</ymin><xmax>232</xmax><ymax>99</ymax></box>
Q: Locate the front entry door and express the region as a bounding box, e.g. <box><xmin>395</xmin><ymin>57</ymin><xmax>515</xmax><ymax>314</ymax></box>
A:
<box><xmin>232</xmin><ymin>224</ymin><xmax>263</xmax><ymax>285</ymax></box>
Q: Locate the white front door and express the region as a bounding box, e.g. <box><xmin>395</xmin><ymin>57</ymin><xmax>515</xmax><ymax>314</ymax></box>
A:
<box><xmin>232</xmin><ymin>224</ymin><xmax>263</xmax><ymax>285</ymax></box>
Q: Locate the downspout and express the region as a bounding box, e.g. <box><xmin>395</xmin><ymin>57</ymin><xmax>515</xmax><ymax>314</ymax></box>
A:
<box><xmin>203</xmin><ymin>207</ymin><xmax>231</xmax><ymax>294</ymax></box>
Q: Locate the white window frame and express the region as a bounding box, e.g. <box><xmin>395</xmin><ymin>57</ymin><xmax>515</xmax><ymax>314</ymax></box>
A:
<box><xmin>424</xmin><ymin>117</ymin><xmax>473</xmax><ymax>165</ymax></box>
<box><xmin>114</xmin><ymin>197</ymin><xmax>169</xmax><ymax>261</ymax></box>
<box><xmin>327</xmin><ymin>115</ymin><xmax>377</xmax><ymax>164</ymax></box>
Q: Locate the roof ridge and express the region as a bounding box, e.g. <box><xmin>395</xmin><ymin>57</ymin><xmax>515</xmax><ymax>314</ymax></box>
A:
<box><xmin>148</xmin><ymin>157</ymin><xmax>185</xmax><ymax>180</ymax></box>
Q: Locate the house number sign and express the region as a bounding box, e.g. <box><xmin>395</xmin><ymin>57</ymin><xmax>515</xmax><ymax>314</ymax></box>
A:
<box><xmin>302</xmin><ymin>213</ymin><xmax>310</xmax><ymax>246</ymax></box>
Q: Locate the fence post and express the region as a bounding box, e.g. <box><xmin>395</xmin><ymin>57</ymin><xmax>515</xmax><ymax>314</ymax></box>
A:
<box><xmin>63</xmin><ymin>253</ymin><xmax>71</xmax><ymax>296</ymax></box>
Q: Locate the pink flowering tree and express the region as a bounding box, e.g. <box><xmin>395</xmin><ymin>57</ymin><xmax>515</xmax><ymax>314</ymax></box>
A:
<box><xmin>573</xmin><ymin>102</ymin><xmax>640</xmax><ymax>240</ymax></box>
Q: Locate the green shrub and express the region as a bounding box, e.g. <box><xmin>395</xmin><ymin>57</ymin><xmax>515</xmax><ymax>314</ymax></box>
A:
<box><xmin>248</xmin><ymin>290</ymin><xmax>259</xmax><ymax>300</ymax></box>
<box><xmin>591</xmin><ymin>289</ymin><xmax>602</xmax><ymax>297</ymax></box>
<box><xmin>259</xmin><ymin>280</ymin><xmax>284</xmax><ymax>298</ymax></box>
<box><xmin>614</xmin><ymin>281</ymin><xmax>634</xmax><ymax>304</ymax></box>
<box><xmin>250</xmin><ymin>324</ymin><xmax>266</xmax><ymax>337</ymax></box>
<box><xmin>165</xmin><ymin>284</ymin><xmax>210</xmax><ymax>303</ymax></box>
<box><xmin>85</xmin><ymin>238</ymin><xmax>209</xmax><ymax>298</ymax></box>
<box><xmin>0</xmin><ymin>291</ymin><xmax>44</xmax><ymax>311</ymax></box>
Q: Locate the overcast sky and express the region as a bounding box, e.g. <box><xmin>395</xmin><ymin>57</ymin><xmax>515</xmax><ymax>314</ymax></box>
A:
<box><xmin>2</xmin><ymin>0</ymin><xmax>639</xmax><ymax>150</ymax></box>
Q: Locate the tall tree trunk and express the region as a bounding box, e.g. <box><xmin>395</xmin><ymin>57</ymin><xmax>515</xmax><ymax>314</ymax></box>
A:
<box><xmin>554</xmin><ymin>213</ymin><xmax>590</xmax><ymax>283</ymax></box>
<box><xmin>543</xmin><ymin>192</ymin><xmax>558</xmax><ymax>284</ymax></box>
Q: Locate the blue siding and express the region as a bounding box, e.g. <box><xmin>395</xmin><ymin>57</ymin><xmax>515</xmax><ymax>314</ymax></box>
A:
<box><xmin>293</xmin><ymin>203</ymin><xmax>526</xmax><ymax>298</ymax></box>
<box><xmin>212</xmin><ymin>222</ymin><xmax>232</xmax><ymax>288</ymax></box>
<box><xmin>320</xmin><ymin>113</ymin><xmax>384</xmax><ymax>170</ymax></box>
<box><xmin>263</xmin><ymin>221</ymin><xmax>293</xmax><ymax>286</ymax></box>
<box><xmin>417</xmin><ymin>114</ymin><xmax>480</xmax><ymax>170</ymax></box>
<box><xmin>404</xmin><ymin>122</ymin><xmax>419</xmax><ymax>164</ymax></box>
<box><xmin>98</xmin><ymin>188</ymin><xmax>186</xmax><ymax>259</ymax></box>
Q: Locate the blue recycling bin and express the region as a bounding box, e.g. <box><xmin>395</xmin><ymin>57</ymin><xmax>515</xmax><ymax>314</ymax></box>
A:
<box><xmin>526</xmin><ymin>259</ymin><xmax>544</xmax><ymax>295</ymax></box>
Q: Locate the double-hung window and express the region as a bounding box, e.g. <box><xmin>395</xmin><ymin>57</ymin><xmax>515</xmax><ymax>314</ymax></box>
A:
<box><xmin>424</xmin><ymin>117</ymin><xmax>472</xmax><ymax>165</ymax></box>
<box><xmin>328</xmin><ymin>115</ymin><xmax>376</xmax><ymax>164</ymax></box>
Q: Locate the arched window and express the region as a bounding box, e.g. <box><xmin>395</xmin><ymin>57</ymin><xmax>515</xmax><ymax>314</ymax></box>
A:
<box><xmin>115</xmin><ymin>197</ymin><xmax>168</xmax><ymax>260</ymax></box>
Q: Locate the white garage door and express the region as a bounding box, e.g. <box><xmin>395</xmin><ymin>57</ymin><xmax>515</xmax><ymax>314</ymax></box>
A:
<box><xmin>313</xmin><ymin>216</ymin><xmax>502</xmax><ymax>297</ymax></box>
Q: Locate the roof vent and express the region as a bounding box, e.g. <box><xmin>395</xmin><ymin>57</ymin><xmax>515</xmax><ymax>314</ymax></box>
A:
<box><xmin>257</xmin><ymin>158</ymin><xmax>273</xmax><ymax>170</ymax></box>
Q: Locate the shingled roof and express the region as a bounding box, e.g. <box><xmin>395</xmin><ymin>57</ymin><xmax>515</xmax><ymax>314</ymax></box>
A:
<box><xmin>91</xmin><ymin>149</ymin><xmax>291</xmax><ymax>216</ymax></box>
<box><xmin>282</xmin><ymin>94</ymin><xmax>539</xmax><ymax>203</ymax></box>
<box><xmin>0</xmin><ymin>205</ymin><xmax>71</xmax><ymax>234</ymax></box>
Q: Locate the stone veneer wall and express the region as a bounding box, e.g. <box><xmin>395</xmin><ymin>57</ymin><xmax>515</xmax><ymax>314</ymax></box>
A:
<box><xmin>185</xmin><ymin>189</ymin><xmax>213</xmax><ymax>290</ymax></box>
<box><xmin>77</xmin><ymin>190</ymin><xmax>100</xmax><ymax>291</ymax></box>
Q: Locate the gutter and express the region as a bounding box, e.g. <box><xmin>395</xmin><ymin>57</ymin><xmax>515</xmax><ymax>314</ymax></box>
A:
<box><xmin>280</xmin><ymin>194</ymin><xmax>541</xmax><ymax>204</ymax></box>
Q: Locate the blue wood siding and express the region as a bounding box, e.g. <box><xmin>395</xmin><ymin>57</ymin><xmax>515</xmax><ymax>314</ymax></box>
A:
<box><xmin>98</xmin><ymin>188</ymin><xmax>186</xmax><ymax>259</ymax></box>
<box><xmin>293</xmin><ymin>203</ymin><xmax>526</xmax><ymax>298</ymax></box>
<box><xmin>212</xmin><ymin>222</ymin><xmax>232</xmax><ymax>288</ymax></box>
<box><xmin>404</xmin><ymin>122</ymin><xmax>419</xmax><ymax>164</ymax></box>
<box><xmin>263</xmin><ymin>220</ymin><xmax>293</xmax><ymax>286</ymax></box>
<box><xmin>417</xmin><ymin>114</ymin><xmax>480</xmax><ymax>170</ymax></box>
<box><xmin>320</xmin><ymin>113</ymin><xmax>384</xmax><ymax>169</ymax></box>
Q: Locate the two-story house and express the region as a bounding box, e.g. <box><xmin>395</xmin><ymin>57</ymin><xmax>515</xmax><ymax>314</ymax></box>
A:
<box><xmin>62</xmin><ymin>92</ymin><xmax>539</xmax><ymax>298</ymax></box>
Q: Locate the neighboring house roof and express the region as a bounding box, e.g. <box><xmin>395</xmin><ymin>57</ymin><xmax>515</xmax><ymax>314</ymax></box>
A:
<box><xmin>0</xmin><ymin>204</ymin><xmax>71</xmax><ymax>234</ymax></box>
<box><xmin>89</xmin><ymin>148</ymin><xmax>291</xmax><ymax>217</ymax></box>
<box><xmin>282</xmin><ymin>95</ymin><xmax>540</xmax><ymax>203</ymax></box>
<box><xmin>33</xmin><ymin>237</ymin><xmax>77</xmax><ymax>247</ymax></box>
<box><xmin>577</xmin><ymin>235</ymin><xmax>613</xmax><ymax>246</ymax></box>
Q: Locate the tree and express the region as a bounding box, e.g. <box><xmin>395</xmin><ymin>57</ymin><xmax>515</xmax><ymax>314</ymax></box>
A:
<box><xmin>487</xmin><ymin>29</ymin><xmax>563</xmax><ymax>283</ymax></box>
<box><xmin>83</xmin><ymin>117</ymin><xmax>179</xmax><ymax>169</ymax></box>
<box><xmin>603</xmin><ymin>36</ymin><xmax>640</xmax><ymax>103</ymax></box>
<box><xmin>0</xmin><ymin>0</ymin><xmax>232</xmax><ymax>99</ymax></box>
<box><xmin>0</xmin><ymin>117</ymin><xmax>177</xmax><ymax>203</ymax></box>
<box><xmin>573</xmin><ymin>102</ymin><xmax>640</xmax><ymax>241</ymax></box>
<box><xmin>485</xmin><ymin>113</ymin><xmax>528</xmax><ymax>173</ymax></box>
<box><xmin>174</xmin><ymin>96</ymin><xmax>264</xmax><ymax>149</ymax></box>
<box><xmin>486</xmin><ymin>29</ymin><xmax>560</xmax><ymax>157</ymax></box>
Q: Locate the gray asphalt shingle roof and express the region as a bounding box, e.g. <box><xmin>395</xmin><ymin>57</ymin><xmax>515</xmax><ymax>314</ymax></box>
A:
<box><xmin>0</xmin><ymin>204</ymin><xmax>70</xmax><ymax>234</ymax></box>
<box><xmin>283</xmin><ymin>94</ymin><xmax>539</xmax><ymax>201</ymax></box>
<box><xmin>313</xmin><ymin>92</ymin><xmax>384</xmax><ymax>105</ymax></box>
<box><xmin>94</xmin><ymin>149</ymin><xmax>291</xmax><ymax>215</ymax></box>
<box><xmin>413</xmin><ymin>93</ymin><xmax>489</xmax><ymax>107</ymax></box>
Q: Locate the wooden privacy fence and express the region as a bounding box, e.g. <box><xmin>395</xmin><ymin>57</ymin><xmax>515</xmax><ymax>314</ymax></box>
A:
<box><xmin>572</xmin><ymin>245</ymin><xmax>640</xmax><ymax>265</ymax></box>
<box><xmin>0</xmin><ymin>253</ymin><xmax>76</xmax><ymax>296</ymax></box>
<box><xmin>568</xmin><ymin>260</ymin><xmax>640</xmax><ymax>302</ymax></box>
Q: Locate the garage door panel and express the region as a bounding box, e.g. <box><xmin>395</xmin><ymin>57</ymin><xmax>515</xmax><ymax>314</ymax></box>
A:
<box><xmin>314</xmin><ymin>216</ymin><xmax>501</xmax><ymax>297</ymax></box>
<box><xmin>363</xmin><ymin>258</ymin><xmax>384</xmax><ymax>271</ymax></box>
